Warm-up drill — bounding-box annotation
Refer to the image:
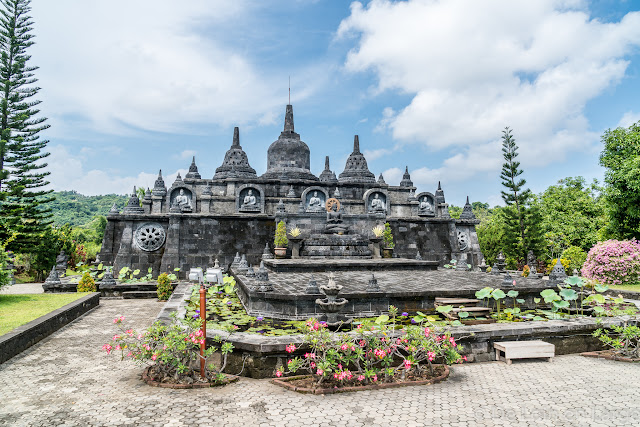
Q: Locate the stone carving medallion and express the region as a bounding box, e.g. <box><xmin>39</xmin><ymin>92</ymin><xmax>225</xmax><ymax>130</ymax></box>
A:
<box><xmin>325</xmin><ymin>197</ymin><xmax>341</xmax><ymax>212</ymax></box>
<box><xmin>457</xmin><ymin>230</ymin><xmax>469</xmax><ymax>251</ymax></box>
<box><xmin>134</xmin><ymin>223</ymin><xmax>166</xmax><ymax>252</ymax></box>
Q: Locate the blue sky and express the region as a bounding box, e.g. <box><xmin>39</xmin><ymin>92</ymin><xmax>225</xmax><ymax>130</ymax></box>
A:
<box><xmin>30</xmin><ymin>0</ymin><xmax>640</xmax><ymax>207</ymax></box>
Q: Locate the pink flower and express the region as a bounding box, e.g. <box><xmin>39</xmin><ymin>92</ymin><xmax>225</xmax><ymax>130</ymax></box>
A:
<box><xmin>359</xmin><ymin>340</ymin><xmax>366</xmax><ymax>347</ymax></box>
<box><xmin>404</xmin><ymin>359</ymin><xmax>412</xmax><ymax>369</ymax></box>
<box><xmin>372</xmin><ymin>375</ymin><xmax>378</xmax><ymax>382</ymax></box>
<box><xmin>276</xmin><ymin>370</ymin><xmax>283</xmax><ymax>378</ymax></box>
<box><xmin>115</xmin><ymin>345</ymin><xmax>121</xmax><ymax>351</ymax></box>
<box><xmin>151</xmin><ymin>354</ymin><xmax>157</xmax><ymax>361</ymax></box>
<box><xmin>285</xmin><ymin>344</ymin><xmax>296</xmax><ymax>353</ymax></box>
<box><xmin>102</xmin><ymin>344</ymin><xmax>112</xmax><ymax>354</ymax></box>
<box><xmin>340</xmin><ymin>343</ymin><xmax>349</xmax><ymax>351</ymax></box>
<box><xmin>310</xmin><ymin>362</ymin><xmax>316</xmax><ymax>368</ymax></box>
<box><xmin>358</xmin><ymin>375</ymin><xmax>365</xmax><ymax>381</ymax></box>
<box><xmin>316</xmin><ymin>369</ymin><xmax>324</xmax><ymax>375</ymax></box>
<box><xmin>125</xmin><ymin>329</ymin><xmax>133</xmax><ymax>335</ymax></box>
<box><xmin>427</xmin><ymin>351</ymin><xmax>436</xmax><ymax>361</ymax></box>
<box><xmin>112</xmin><ymin>335</ymin><xmax>120</xmax><ymax>341</ymax></box>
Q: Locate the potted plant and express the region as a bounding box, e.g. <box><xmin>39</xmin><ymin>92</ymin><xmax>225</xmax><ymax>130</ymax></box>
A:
<box><xmin>274</xmin><ymin>220</ymin><xmax>288</xmax><ymax>258</ymax></box>
<box><xmin>382</xmin><ymin>222</ymin><xmax>395</xmax><ymax>258</ymax></box>
<box><xmin>288</xmin><ymin>226</ymin><xmax>303</xmax><ymax>258</ymax></box>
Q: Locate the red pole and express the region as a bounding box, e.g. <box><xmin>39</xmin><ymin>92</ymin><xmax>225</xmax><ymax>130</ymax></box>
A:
<box><xmin>199</xmin><ymin>283</ymin><xmax>206</xmax><ymax>379</ymax></box>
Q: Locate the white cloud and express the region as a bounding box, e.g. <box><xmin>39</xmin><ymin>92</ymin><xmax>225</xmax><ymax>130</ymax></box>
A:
<box><xmin>30</xmin><ymin>1</ymin><xmax>288</xmax><ymax>137</ymax></box>
<box><xmin>46</xmin><ymin>145</ymin><xmax>187</xmax><ymax>195</ymax></box>
<box><xmin>617</xmin><ymin>111</ymin><xmax>640</xmax><ymax>128</ymax></box>
<box><xmin>338</xmin><ymin>0</ymin><xmax>640</xmax><ymax>181</ymax></box>
<box><xmin>177</xmin><ymin>150</ymin><xmax>197</xmax><ymax>161</ymax></box>
<box><xmin>381</xmin><ymin>167</ymin><xmax>402</xmax><ymax>186</ymax></box>
<box><xmin>363</xmin><ymin>148</ymin><xmax>392</xmax><ymax>161</ymax></box>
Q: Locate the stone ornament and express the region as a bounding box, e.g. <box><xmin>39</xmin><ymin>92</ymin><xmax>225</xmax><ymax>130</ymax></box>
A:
<box><xmin>134</xmin><ymin>222</ymin><xmax>166</xmax><ymax>252</ymax></box>
<box><xmin>307</xmin><ymin>191</ymin><xmax>325</xmax><ymax>212</ymax></box>
<box><xmin>457</xmin><ymin>230</ymin><xmax>469</xmax><ymax>251</ymax></box>
<box><xmin>325</xmin><ymin>197</ymin><xmax>341</xmax><ymax>212</ymax></box>
<box><xmin>417</xmin><ymin>195</ymin><xmax>435</xmax><ymax>216</ymax></box>
<box><xmin>170</xmin><ymin>187</ymin><xmax>193</xmax><ymax>213</ymax></box>
<box><xmin>368</xmin><ymin>192</ymin><xmax>387</xmax><ymax>214</ymax></box>
<box><xmin>239</xmin><ymin>188</ymin><xmax>260</xmax><ymax>212</ymax></box>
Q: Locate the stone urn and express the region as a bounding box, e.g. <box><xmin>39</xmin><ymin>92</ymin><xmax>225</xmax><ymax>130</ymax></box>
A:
<box><xmin>289</xmin><ymin>237</ymin><xmax>303</xmax><ymax>258</ymax></box>
<box><xmin>274</xmin><ymin>247</ymin><xmax>287</xmax><ymax>259</ymax></box>
<box><xmin>382</xmin><ymin>247</ymin><xmax>393</xmax><ymax>259</ymax></box>
<box><xmin>369</xmin><ymin>237</ymin><xmax>382</xmax><ymax>259</ymax></box>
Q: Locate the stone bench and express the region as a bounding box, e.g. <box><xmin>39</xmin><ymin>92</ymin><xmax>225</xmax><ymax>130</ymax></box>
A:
<box><xmin>494</xmin><ymin>340</ymin><xmax>555</xmax><ymax>365</ymax></box>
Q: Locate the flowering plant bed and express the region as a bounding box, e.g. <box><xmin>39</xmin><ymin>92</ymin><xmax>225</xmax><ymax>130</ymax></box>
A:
<box><xmin>142</xmin><ymin>366</ymin><xmax>239</xmax><ymax>388</ymax></box>
<box><xmin>271</xmin><ymin>365</ymin><xmax>449</xmax><ymax>394</ymax></box>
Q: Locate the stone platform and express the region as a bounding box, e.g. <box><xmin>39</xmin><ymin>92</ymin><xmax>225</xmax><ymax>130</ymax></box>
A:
<box><xmin>263</xmin><ymin>258</ymin><xmax>439</xmax><ymax>272</ymax></box>
<box><xmin>234</xmin><ymin>266</ymin><xmax>555</xmax><ymax>320</ymax></box>
<box><xmin>299</xmin><ymin>233</ymin><xmax>373</xmax><ymax>258</ymax></box>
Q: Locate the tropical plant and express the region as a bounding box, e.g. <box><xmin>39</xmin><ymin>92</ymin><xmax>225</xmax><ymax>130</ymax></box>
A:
<box><xmin>581</xmin><ymin>239</ymin><xmax>640</xmax><ymax>287</ymax></box>
<box><xmin>382</xmin><ymin>222</ymin><xmax>394</xmax><ymax>249</ymax></box>
<box><xmin>275</xmin><ymin>306</ymin><xmax>463</xmax><ymax>387</ymax></box>
<box><xmin>156</xmin><ymin>273</ymin><xmax>172</xmax><ymax>301</ymax></box>
<box><xmin>561</xmin><ymin>246</ymin><xmax>587</xmax><ymax>275</ymax></box>
<box><xmin>274</xmin><ymin>220</ymin><xmax>288</xmax><ymax>248</ymax></box>
<box><xmin>371</xmin><ymin>225</ymin><xmax>384</xmax><ymax>238</ymax></box>
<box><xmin>77</xmin><ymin>271</ymin><xmax>96</xmax><ymax>292</ymax></box>
<box><xmin>103</xmin><ymin>314</ymin><xmax>235</xmax><ymax>384</ymax></box>
<box><xmin>593</xmin><ymin>323</ymin><xmax>640</xmax><ymax>359</ymax></box>
<box><xmin>288</xmin><ymin>226</ymin><xmax>301</xmax><ymax>238</ymax></box>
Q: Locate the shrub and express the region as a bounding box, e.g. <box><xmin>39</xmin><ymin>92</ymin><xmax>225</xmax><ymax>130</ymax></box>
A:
<box><xmin>0</xmin><ymin>246</ymin><xmax>12</xmax><ymax>291</ymax></box>
<box><xmin>546</xmin><ymin>258</ymin><xmax>570</xmax><ymax>275</ymax></box>
<box><xmin>77</xmin><ymin>271</ymin><xmax>96</xmax><ymax>292</ymax></box>
<box><xmin>103</xmin><ymin>314</ymin><xmax>234</xmax><ymax>384</ymax></box>
<box><xmin>593</xmin><ymin>323</ymin><xmax>640</xmax><ymax>359</ymax></box>
<box><xmin>521</xmin><ymin>265</ymin><xmax>530</xmax><ymax>277</ymax></box>
<box><xmin>274</xmin><ymin>221</ymin><xmax>288</xmax><ymax>248</ymax></box>
<box><xmin>276</xmin><ymin>306</ymin><xmax>462</xmax><ymax>387</ymax></box>
<box><xmin>383</xmin><ymin>222</ymin><xmax>395</xmax><ymax>249</ymax></box>
<box><xmin>157</xmin><ymin>273</ymin><xmax>173</xmax><ymax>300</ymax></box>
<box><xmin>561</xmin><ymin>246</ymin><xmax>587</xmax><ymax>275</ymax></box>
<box><xmin>581</xmin><ymin>239</ymin><xmax>640</xmax><ymax>286</ymax></box>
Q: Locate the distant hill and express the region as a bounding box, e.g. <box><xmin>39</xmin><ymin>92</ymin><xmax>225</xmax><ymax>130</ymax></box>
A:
<box><xmin>45</xmin><ymin>191</ymin><xmax>128</xmax><ymax>226</ymax></box>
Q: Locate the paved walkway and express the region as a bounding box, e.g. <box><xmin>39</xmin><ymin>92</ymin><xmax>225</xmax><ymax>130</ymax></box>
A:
<box><xmin>1</xmin><ymin>299</ymin><xmax>639</xmax><ymax>427</ymax></box>
<box><xmin>0</xmin><ymin>282</ymin><xmax>43</xmax><ymax>294</ymax></box>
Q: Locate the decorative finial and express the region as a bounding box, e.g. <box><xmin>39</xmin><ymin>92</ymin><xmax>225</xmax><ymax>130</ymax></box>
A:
<box><xmin>284</xmin><ymin>104</ymin><xmax>294</xmax><ymax>133</ymax></box>
<box><xmin>353</xmin><ymin>135</ymin><xmax>360</xmax><ymax>154</ymax></box>
<box><xmin>233</xmin><ymin>126</ymin><xmax>240</xmax><ymax>146</ymax></box>
<box><xmin>438</xmin><ymin>181</ymin><xmax>442</xmax><ymax>190</ymax></box>
<box><xmin>325</xmin><ymin>156</ymin><xmax>330</xmax><ymax>170</ymax></box>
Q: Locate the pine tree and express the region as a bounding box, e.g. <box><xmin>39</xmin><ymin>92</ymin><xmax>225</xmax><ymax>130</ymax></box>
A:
<box><xmin>499</xmin><ymin>127</ymin><xmax>542</xmax><ymax>261</ymax></box>
<box><xmin>0</xmin><ymin>0</ymin><xmax>52</xmax><ymax>251</ymax></box>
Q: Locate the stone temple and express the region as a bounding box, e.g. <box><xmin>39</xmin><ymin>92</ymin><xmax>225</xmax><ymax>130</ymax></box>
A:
<box><xmin>98</xmin><ymin>104</ymin><xmax>483</xmax><ymax>285</ymax></box>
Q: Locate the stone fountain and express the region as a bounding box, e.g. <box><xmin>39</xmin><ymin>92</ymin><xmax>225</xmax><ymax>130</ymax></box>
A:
<box><xmin>315</xmin><ymin>273</ymin><xmax>350</xmax><ymax>328</ymax></box>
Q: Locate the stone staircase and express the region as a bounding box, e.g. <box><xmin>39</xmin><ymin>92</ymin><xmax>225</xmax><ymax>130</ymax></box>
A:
<box><xmin>100</xmin><ymin>282</ymin><xmax>159</xmax><ymax>299</ymax></box>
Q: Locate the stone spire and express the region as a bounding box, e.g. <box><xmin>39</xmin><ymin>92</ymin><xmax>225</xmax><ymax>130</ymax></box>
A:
<box><xmin>214</xmin><ymin>127</ymin><xmax>257</xmax><ymax>179</ymax></box>
<box><xmin>185</xmin><ymin>156</ymin><xmax>201</xmax><ymax>179</ymax></box>
<box><xmin>123</xmin><ymin>187</ymin><xmax>144</xmax><ymax>214</ymax></box>
<box><xmin>144</xmin><ymin>187</ymin><xmax>152</xmax><ymax>201</ymax></box>
<box><xmin>460</xmin><ymin>196</ymin><xmax>476</xmax><ymax>219</ymax></box>
<box><xmin>319</xmin><ymin>155</ymin><xmax>337</xmax><ymax>182</ymax></box>
<box><xmin>338</xmin><ymin>135</ymin><xmax>376</xmax><ymax>183</ymax></box>
<box><xmin>153</xmin><ymin>170</ymin><xmax>167</xmax><ymax>196</ymax></box>
<box><xmin>109</xmin><ymin>202</ymin><xmax>120</xmax><ymax>214</ymax></box>
<box><xmin>262</xmin><ymin>105</ymin><xmax>317</xmax><ymax>181</ymax></box>
<box><xmin>399</xmin><ymin>166</ymin><xmax>413</xmax><ymax>187</ymax></box>
<box><xmin>435</xmin><ymin>181</ymin><xmax>446</xmax><ymax>204</ymax></box>
<box><xmin>377</xmin><ymin>173</ymin><xmax>386</xmax><ymax>185</ymax></box>
<box><xmin>172</xmin><ymin>173</ymin><xmax>184</xmax><ymax>187</ymax></box>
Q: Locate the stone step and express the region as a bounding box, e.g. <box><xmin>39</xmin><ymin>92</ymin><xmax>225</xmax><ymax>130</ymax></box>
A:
<box><xmin>435</xmin><ymin>298</ymin><xmax>480</xmax><ymax>305</ymax></box>
<box><xmin>451</xmin><ymin>307</ymin><xmax>491</xmax><ymax>313</ymax></box>
<box><xmin>122</xmin><ymin>291</ymin><xmax>158</xmax><ymax>299</ymax></box>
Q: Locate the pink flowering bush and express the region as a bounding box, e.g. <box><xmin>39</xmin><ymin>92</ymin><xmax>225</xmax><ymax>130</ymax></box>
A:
<box><xmin>276</xmin><ymin>306</ymin><xmax>463</xmax><ymax>387</ymax></box>
<box><xmin>103</xmin><ymin>314</ymin><xmax>234</xmax><ymax>384</ymax></box>
<box><xmin>581</xmin><ymin>239</ymin><xmax>640</xmax><ymax>286</ymax></box>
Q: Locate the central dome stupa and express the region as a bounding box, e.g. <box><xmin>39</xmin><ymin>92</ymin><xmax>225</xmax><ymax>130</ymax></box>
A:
<box><xmin>261</xmin><ymin>104</ymin><xmax>318</xmax><ymax>181</ymax></box>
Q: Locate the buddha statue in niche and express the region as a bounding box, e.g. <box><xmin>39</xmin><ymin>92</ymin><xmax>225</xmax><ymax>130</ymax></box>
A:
<box><xmin>324</xmin><ymin>203</ymin><xmax>348</xmax><ymax>234</ymax></box>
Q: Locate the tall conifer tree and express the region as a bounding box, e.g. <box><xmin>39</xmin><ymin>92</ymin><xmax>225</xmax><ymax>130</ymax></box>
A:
<box><xmin>499</xmin><ymin>127</ymin><xmax>543</xmax><ymax>262</ymax></box>
<box><xmin>0</xmin><ymin>0</ymin><xmax>52</xmax><ymax>251</ymax></box>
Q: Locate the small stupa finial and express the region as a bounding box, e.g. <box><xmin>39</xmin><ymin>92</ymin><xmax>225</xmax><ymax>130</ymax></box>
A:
<box><xmin>353</xmin><ymin>135</ymin><xmax>360</xmax><ymax>153</ymax></box>
<box><xmin>233</xmin><ymin>126</ymin><xmax>240</xmax><ymax>146</ymax></box>
<box><xmin>325</xmin><ymin>155</ymin><xmax>330</xmax><ymax>170</ymax></box>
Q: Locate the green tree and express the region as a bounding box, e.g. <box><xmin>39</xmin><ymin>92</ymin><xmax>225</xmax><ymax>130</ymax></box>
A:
<box><xmin>499</xmin><ymin>127</ymin><xmax>543</xmax><ymax>261</ymax></box>
<box><xmin>599</xmin><ymin>120</ymin><xmax>640</xmax><ymax>239</ymax></box>
<box><xmin>476</xmin><ymin>206</ymin><xmax>507</xmax><ymax>265</ymax></box>
<box><xmin>538</xmin><ymin>177</ymin><xmax>606</xmax><ymax>257</ymax></box>
<box><xmin>0</xmin><ymin>0</ymin><xmax>52</xmax><ymax>250</ymax></box>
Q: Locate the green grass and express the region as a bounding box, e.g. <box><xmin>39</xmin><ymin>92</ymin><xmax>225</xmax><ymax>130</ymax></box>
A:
<box><xmin>0</xmin><ymin>293</ymin><xmax>90</xmax><ymax>336</ymax></box>
<box><xmin>609</xmin><ymin>284</ymin><xmax>640</xmax><ymax>293</ymax></box>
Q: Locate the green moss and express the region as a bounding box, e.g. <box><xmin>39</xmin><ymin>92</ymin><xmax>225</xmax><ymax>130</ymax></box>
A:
<box><xmin>0</xmin><ymin>293</ymin><xmax>90</xmax><ymax>336</ymax></box>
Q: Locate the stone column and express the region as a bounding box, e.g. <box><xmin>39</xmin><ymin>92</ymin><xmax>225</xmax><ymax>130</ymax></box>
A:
<box><xmin>142</xmin><ymin>199</ymin><xmax>152</xmax><ymax>214</ymax></box>
<box><xmin>200</xmin><ymin>194</ymin><xmax>212</xmax><ymax>213</ymax></box>
<box><xmin>369</xmin><ymin>237</ymin><xmax>382</xmax><ymax>259</ymax></box>
<box><xmin>289</xmin><ymin>237</ymin><xmax>302</xmax><ymax>258</ymax></box>
<box><xmin>160</xmin><ymin>214</ymin><xmax>182</xmax><ymax>278</ymax></box>
<box><xmin>151</xmin><ymin>195</ymin><xmax>165</xmax><ymax>214</ymax></box>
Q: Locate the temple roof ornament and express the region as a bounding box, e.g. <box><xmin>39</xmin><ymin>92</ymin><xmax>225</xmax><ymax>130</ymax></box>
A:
<box><xmin>123</xmin><ymin>186</ymin><xmax>144</xmax><ymax>214</ymax></box>
<box><xmin>377</xmin><ymin>173</ymin><xmax>386</xmax><ymax>185</ymax></box>
<box><xmin>172</xmin><ymin>172</ymin><xmax>185</xmax><ymax>188</ymax></box>
<box><xmin>399</xmin><ymin>166</ymin><xmax>413</xmax><ymax>187</ymax></box>
<box><xmin>460</xmin><ymin>196</ymin><xmax>476</xmax><ymax>220</ymax></box>
<box><xmin>214</xmin><ymin>127</ymin><xmax>257</xmax><ymax>179</ymax></box>
<box><xmin>144</xmin><ymin>188</ymin><xmax>152</xmax><ymax>201</ymax></box>
<box><xmin>435</xmin><ymin>181</ymin><xmax>446</xmax><ymax>204</ymax></box>
<box><xmin>338</xmin><ymin>135</ymin><xmax>376</xmax><ymax>183</ymax></box>
<box><xmin>153</xmin><ymin>169</ymin><xmax>167</xmax><ymax>196</ymax></box>
<box><xmin>185</xmin><ymin>156</ymin><xmax>201</xmax><ymax>179</ymax></box>
<box><xmin>319</xmin><ymin>156</ymin><xmax>338</xmax><ymax>182</ymax></box>
<box><xmin>262</xmin><ymin>104</ymin><xmax>317</xmax><ymax>181</ymax></box>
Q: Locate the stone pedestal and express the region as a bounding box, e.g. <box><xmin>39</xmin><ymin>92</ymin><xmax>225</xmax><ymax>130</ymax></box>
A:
<box><xmin>200</xmin><ymin>195</ymin><xmax>212</xmax><ymax>213</ymax></box>
<box><xmin>369</xmin><ymin>237</ymin><xmax>382</xmax><ymax>259</ymax></box>
<box><xmin>289</xmin><ymin>237</ymin><xmax>303</xmax><ymax>258</ymax></box>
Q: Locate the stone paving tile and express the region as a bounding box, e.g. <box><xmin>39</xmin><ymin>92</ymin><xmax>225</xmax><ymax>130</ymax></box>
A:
<box><xmin>1</xmin><ymin>299</ymin><xmax>639</xmax><ymax>426</ymax></box>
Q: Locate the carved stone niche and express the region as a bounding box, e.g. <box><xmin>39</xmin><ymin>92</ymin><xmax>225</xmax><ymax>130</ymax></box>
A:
<box><xmin>416</xmin><ymin>192</ymin><xmax>436</xmax><ymax>217</ymax></box>
<box><xmin>169</xmin><ymin>187</ymin><xmax>195</xmax><ymax>213</ymax></box>
<box><xmin>456</xmin><ymin>227</ymin><xmax>470</xmax><ymax>251</ymax></box>
<box><xmin>363</xmin><ymin>188</ymin><xmax>390</xmax><ymax>215</ymax></box>
<box><xmin>301</xmin><ymin>186</ymin><xmax>329</xmax><ymax>213</ymax></box>
<box><xmin>237</xmin><ymin>184</ymin><xmax>265</xmax><ymax>213</ymax></box>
